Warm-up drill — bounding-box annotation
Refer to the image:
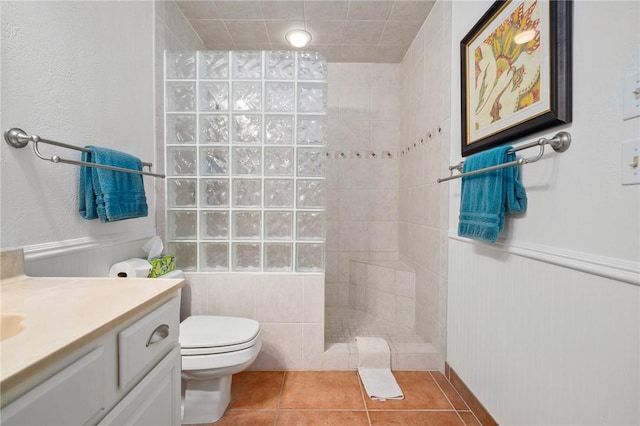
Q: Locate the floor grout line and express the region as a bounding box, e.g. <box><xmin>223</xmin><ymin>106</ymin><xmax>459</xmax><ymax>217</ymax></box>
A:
<box><xmin>428</xmin><ymin>371</ymin><xmax>483</xmax><ymax>425</ymax></box>
<box><xmin>272</xmin><ymin>371</ymin><xmax>286</xmax><ymax>426</ymax></box>
<box><xmin>428</xmin><ymin>371</ymin><xmax>458</xmax><ymax>411</ymax></box>
<box><xmin>355</xmin><ymin>371</ymin><xmax>373</xmax><ymax>426</ymax></box>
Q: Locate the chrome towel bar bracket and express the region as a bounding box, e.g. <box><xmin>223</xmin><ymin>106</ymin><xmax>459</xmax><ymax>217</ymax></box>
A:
<box><xmin>437</xmin><ymin>131</ymin><xmax>571</xmax><ymax>183</ymax></box>
<box><xmin>4</xmin><ymin>128</ymin><xmax>165</xmax><ymax>178</ymax></box>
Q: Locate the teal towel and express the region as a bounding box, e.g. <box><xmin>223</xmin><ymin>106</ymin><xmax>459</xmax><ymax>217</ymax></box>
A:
<box><xmin>458</xmin><ymin>146</ymin><xmax>527</xmax><ymax>243</ymax></box>
<box><xmin>79</xmin><ymin>146</ymin><xmax>148</xmax><ymax>222</ymax></box>
<box><xmin>79</xmin><ymin>150</ymin><xmax>98</xmax><ymax>220</ymax></box>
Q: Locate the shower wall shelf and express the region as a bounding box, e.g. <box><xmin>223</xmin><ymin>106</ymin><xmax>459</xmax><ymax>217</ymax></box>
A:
<box><xmin>4</xmin><ymin>128</ymin><xmax>165</xmax><ymax>178</ymax></box>
<box><xmin>437</xmin><ymin>131</ymin><xmax>571</xmax><ymax>183</ymax></box>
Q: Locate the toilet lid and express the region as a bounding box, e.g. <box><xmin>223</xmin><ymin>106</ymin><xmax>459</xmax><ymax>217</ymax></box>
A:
<box><xmin>180</xmin><ymin>316</ymin><xmax>260</xmax><ymax>349</ymax></box>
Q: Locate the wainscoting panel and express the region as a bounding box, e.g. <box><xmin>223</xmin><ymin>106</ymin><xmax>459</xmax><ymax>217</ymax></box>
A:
<box><xmin>447</xmin><ymin>238</ymin><xmax>639</xmax><ymax>425</ymax></box>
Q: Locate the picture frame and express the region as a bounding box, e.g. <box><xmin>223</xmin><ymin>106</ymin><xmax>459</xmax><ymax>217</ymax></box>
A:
<box><xmin>460</xmin><ymin>0</ymin><xmax>572</xmax><ymax>157</ymax></box>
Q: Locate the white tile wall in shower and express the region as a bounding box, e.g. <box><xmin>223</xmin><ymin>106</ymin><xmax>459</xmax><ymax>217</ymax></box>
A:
<box><xmin>325</xmin><ymin>62</ymin><xmax>401</xmax><ymax>308</ymax></box>
<box><xmin>348</xmin><ymin>258</ymin><xmax>416</xmax><ymax>329</ymax></box>
<box><xmin>165</xmin><ymin>50</ymin><xmax>327</xmax><ymax>272</ymax></box>
<box><xmin>397</xmin><ymin>0</ymin><xmax>451</xmax><ymax>357</ymax></box>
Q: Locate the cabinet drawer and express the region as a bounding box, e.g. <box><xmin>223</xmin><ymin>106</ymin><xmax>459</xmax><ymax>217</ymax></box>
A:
<box><xmin>118</xmin><ymin>297</ymin><xmax>179</xmax><ymax>390</ymax></box>
<box><xmin>1</xmin><ymin>346</ymin><xmax>107</xmax><ymax>425</ymax></box>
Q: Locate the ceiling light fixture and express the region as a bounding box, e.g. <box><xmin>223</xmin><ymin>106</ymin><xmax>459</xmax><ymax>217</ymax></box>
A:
<box><xmin>285</xmin><ymin>29</ymin><xmax>312</xmax><ymax>48</ymax></box>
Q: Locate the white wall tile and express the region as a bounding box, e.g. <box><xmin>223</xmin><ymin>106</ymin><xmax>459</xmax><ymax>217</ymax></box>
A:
<box><xmin>326</xmin><ymin>62</ymin><xmax>425</xmax><ymax>336</ymax></box>
<box><xmin>325</xmin><ymin>282</ymin><xmax>340</xmax><ymax>307</ymax></box>
<box><xmin>253</xmin><ymin>323</ymin><xmax>303</xmax><ymax>370</ymax></box>
<box><xmin>395</xmin><ymin>295</ymin><xmax>415</xmax><ymax>328</ymax></box>
<box><xmin>377</xmin><ymin>289</ymin><xmax>395</xmax><ymax>322</ymax></box>
<box><xmin>370</xmin><ymin>86</ymin><xmax>400</xmax><ymax>122</ymax></box>
<box><xmin>304</xmin><ymin>275</ymin><xmax>325</xmax><ymax>323</ymax></box>
<box><xmin>370</xmin><ymin>63</ymin><xmax>400</xmax><ymax>88</ymax></box>
<box><xmin>351</xmin><ymin>260</ymin><xmax>366</xmax><ymax>285</ymax></box>
<box><xmin>303</xmin><ymin>323</ymin><xmax>325</xmax><ymax>355</ymax></box>
<box><xmin>343</xmin><ymin>190</ymin><xmax>370</xmax><ymax>221</ymax></box>
<box><xmin>369</xmin><ymin>120</ymin><xmax>400</xmax><ymax>151</ymax></box>
<box><xmin>338</xmin><ymin>119</ymin><xmax>370</xmax><ymax>149</ymax></box>
<box><xmin>369</xmin><ymin>221</ymin><xmax>399</xmax><ymax>253</ymax></box>
<box><xmin>304</xmin><ymin>342</ymin><xmax>350</xmax><ymax>370</ymax></box>
<box><xmin>256</xmin><ymin>275</ymin><xmax>304</xmax><ymax>322</ymax></box>
<box><xmin>207</xmin><ymin>274</ymin><xmax>256</xmax><ymax>318</ymax></box>
<box><xmin>371</xmin><ymin>160</ymin><xmax>400</xmax><ymax>192</ymax></box>
<box><xmin>184</xmin><ymin>273</ymin><xmax>209</xmax><ymax>315</ymax></box>
<box><xmin>325</xmin><ymin>251</ymin><xmax>339</xmax><ymax>281</ymax></box>
<box><xmin>370</xmin><ymin>190</ymin><xmax>399</xmax><ymax>221</ymax></box>
<box><xmin>339</xmin><ymin>63</ymin><xmax>372</xmax><ymax>87</ymax></box>
<box><xmin>326</xmin><ymin>192</ymin><xmax>340</xmax><ymax>221</ymax></box>
<box><xmin>424</xmin><ymin>184</ymin><xmax>440</xmax><ymax>228</ymax></box>
<box><xmin>340</xmin><ymin>160</ymin><xmax>370</xmax><ymax>190</ymax></box>
<box><xmin>338</xmin><ymin>284</ymin><xmax>349</xmax><ymax>307</ymax></box>
<box><xmin>365</xmin><ymin>287</ymin><xmax>379</xmax><ymax>316</ymax></box>
<box><xmin>353</xmin><ymin>284</ymin><xmax>366</xmax><ymax>311</ymax></box>
<box><xmin>348</xmin><ymin>221</ymin><xmax>369</xmax><ymax>251</ymax></box>
<box><xmin>395</xmin><ymin>269</ymin><xmax>416</xmax><ymax>298</ymax></box>
<box><xmin>339</xmin><ymin>86</ymin><xmax>370</xmax><ymax>122</ymax></box>
<box><xmin>369</xmin><ymin>264</ymin><xmax>395</xmax><ymax>294</ymax></box>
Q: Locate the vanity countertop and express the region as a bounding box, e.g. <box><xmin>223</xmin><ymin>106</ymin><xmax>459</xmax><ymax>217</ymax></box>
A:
<box><xmin>0</xmin><ymin>274</ymin><xmax>184</xmax><ymax>394</ymax></box>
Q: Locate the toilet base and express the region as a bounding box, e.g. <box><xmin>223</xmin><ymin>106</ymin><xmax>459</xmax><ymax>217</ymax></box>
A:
<box><xmin>181</xmin><ymin>375</ymin><xmax>231</xmax><ymax>424</ymax></box>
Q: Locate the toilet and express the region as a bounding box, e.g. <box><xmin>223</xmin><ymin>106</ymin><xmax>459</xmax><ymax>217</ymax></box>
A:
<box><xmin>161</xmin><ymin>270</ymin><xmax>262</xmax><ymax>424</ymax></box>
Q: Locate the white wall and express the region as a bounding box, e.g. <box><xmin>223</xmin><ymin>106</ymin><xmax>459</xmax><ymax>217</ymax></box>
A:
<box><xmin>0</xmin><ymin>1</ymin><xmax>204</xmax><ymax>275</ymax></box>
<box><xmin>1</xmin><ymin>1</ymin><xmax>156</xmax><ymax>266</ymax></box>
<box><xmin>447</xmin><ymin>1</ymin><xmax>640</xmax><ymax>424</ymax></box>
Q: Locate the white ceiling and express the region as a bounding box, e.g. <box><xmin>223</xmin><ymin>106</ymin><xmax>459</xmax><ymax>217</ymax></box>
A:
<box><xmin>175</xmin><ymin>0</ymin><xmax>436</xmax><ymax>63</ymax></box>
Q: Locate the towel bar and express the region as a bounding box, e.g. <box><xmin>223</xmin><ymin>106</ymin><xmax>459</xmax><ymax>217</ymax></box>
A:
<box><xmin>437</xmin><ymin>131</ymin><xmax>571</xmax><ymax>183</ymax></box>
<box><xmin>4</xmin><ymin>128</ymin><xmax>165</xmax><ymax>178</ymax></box>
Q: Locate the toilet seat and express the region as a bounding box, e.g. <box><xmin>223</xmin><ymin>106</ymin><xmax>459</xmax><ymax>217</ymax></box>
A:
<box><xmin>180</xmin><ymin>316</ymin><xmax>260</xmax><ymax>356</ymax></box>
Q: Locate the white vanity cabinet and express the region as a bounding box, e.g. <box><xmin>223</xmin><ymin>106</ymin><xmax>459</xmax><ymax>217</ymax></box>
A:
<box><xmin>0</xmin><ymin>296</ymin><xmax>181</xmax><ymax>426</ymax></box>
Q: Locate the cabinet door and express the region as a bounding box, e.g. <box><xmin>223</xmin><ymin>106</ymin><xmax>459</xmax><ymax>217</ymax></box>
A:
<box><xmin>0</xmin><ymin>347</ymin><xmax>107</xmax><ymax>426</ymax></box>
<box><xmin>98</xmin><ymin>346</ymin><xmax>181</xmax><ymax>426</ymax></box>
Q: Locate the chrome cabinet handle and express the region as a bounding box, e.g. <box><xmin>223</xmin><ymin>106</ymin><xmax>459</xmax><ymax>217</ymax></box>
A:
<box><xmin>146</xmin><ymin>324</ymin><xmax>169</xmax><ymax>347</ymax></box>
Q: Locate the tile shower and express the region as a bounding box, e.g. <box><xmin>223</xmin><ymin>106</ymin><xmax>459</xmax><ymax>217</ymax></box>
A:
<box><xmin>164</xmin><ymin>50</ymin><xmax>327</xmax><ymax>273</ymax></box>
<box><xmin>322</xmin><ymin>62</ymin><xmax>433</xmax><ymax>363</ymax></box>
<box><xmin>163</xmin><ymin>50</ymin><xmax>442</xmax><ymax>370</ymax></box>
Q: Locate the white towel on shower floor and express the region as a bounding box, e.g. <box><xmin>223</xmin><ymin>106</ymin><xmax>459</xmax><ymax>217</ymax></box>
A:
<box><xmin>356</xmin><ymin>337</ymin><xmax>404</xmax><ymax>401</ymax></box>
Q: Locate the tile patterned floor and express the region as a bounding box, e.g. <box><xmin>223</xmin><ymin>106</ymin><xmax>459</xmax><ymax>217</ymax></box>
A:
<box><xmin>195</xmin><ymin>370</ymin><xmax>483</xmax><ymax>425</ymax></box>
<box><xmin>325</xmin><ymin>307</ymin><xmax>425</xmax><ymax>346</ymax></box>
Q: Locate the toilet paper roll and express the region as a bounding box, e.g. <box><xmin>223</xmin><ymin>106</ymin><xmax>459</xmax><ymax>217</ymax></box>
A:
<box><xmin>109</xmin><ymin>258</ymin><xmax>152</xmax><ymax>278</ymax></box>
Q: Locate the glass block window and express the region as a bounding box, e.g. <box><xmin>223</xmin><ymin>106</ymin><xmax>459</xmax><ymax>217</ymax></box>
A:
<box><xmin>165</xmin><ymin>50</ymin><xmax>327</xmax><ymax>272</ymax></box>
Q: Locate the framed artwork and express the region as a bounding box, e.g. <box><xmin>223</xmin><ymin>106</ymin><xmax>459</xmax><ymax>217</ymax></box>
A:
<box><xmin>460</xmin><ymin>0</ymin><xmax>572</xmax><ymax>156</ymax></box>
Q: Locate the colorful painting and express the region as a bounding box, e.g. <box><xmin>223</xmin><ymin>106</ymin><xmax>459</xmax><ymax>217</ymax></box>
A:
<box><xmin>461</xmin><ymin>0</ymin><xmax>572</xmax><ymax>156</ymax></box>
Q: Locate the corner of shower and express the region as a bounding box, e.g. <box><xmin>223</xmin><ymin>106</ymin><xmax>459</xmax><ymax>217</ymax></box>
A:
<box><xmin>323</xmin><ymin>255</ymin><xmax>441</xmax><ymax>370</ymax></box>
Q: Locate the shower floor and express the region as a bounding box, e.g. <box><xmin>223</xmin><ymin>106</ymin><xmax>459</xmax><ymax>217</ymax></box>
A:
<box><xmin>322</xmin><ymin>307</ymin><xmax>441</xmax><ymax>370</ymax></box>
<box><xmin>325</xmin><ymin>307</ymin><xmax>425</xmax><ymax>347</ymax></box>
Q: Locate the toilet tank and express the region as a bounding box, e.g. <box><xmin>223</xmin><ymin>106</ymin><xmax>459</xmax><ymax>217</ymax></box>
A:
<box><xmin>157</xmin><ymin>270</ymin><xmax>184</xmax><ymax>279</ymax></box>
